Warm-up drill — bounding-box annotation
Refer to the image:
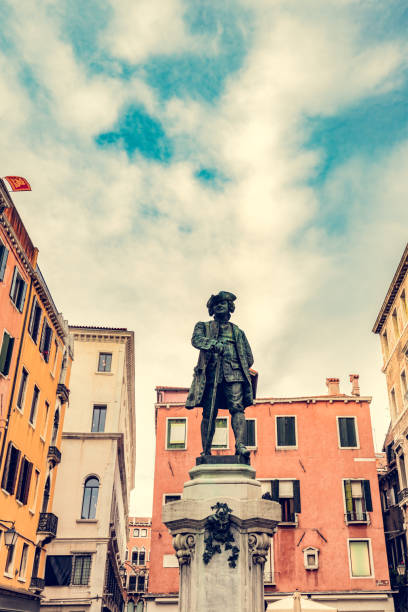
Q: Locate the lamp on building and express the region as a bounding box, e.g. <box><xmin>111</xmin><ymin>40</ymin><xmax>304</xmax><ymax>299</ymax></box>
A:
<box><xmin>0</xmin><ymin>520</ymin><xmax>18</xmax><ymax>547</ymax></box>
<box><xmin>397</xmin><ymin>563</ymin><xmax>405</xmax><ymax>576</ymax></box>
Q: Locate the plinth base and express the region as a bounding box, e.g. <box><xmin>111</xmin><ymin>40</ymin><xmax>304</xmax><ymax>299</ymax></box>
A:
<box><xmin>163</xmin><ymin>463</ymin><xmax>281</xmax><ymax>612</ymax></box>
<box><xmin>196</xmin><ymin>455</ymin><xmax>250</xmax><ymax>466</ymax></box>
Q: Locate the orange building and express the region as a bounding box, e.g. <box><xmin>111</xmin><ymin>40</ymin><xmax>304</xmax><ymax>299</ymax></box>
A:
<box><xmin>0</xmin><ymin>181</ymin><xmax>73</xmax><ymax>611</ymax></box>
<box><xmin>146</xmin><ymin>377</ymin><xmax>393</xmax><ymax>612</ymax></box>
<box><xmin>124</xmin><ymin>517</ymin><xmax>152</xmax><ymax>611</ymax></box>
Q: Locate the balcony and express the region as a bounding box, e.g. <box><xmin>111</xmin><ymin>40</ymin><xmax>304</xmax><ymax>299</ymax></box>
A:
<box><xmin>397</xmin><ymin>488</ymin><xmax>408</xmax><ymax>505</ymax></box>
<box><xmin>37</xmin><ymin>512</ymin><xmax>58</xmax><ymax>538</ymax></box>
<box><xmin>29</xmin><ymin>577</ymin><xmax>45</xmax><ymax>591</ymax></box>
<box><xmin>47</xmin><ymin>445</ymin><xmax>61</xmax><ymax>466</ymax></box>
<box><xmin>345</xmin><ymin>511</ymin><xmax>369</xmax><ymax>524</ymax></box>
<box><xmin>57</xmin><ymin>383</ymin><xmax>70</xmax><ymax>404</ymax></box>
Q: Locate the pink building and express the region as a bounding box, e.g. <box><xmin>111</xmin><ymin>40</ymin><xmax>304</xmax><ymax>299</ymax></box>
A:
<box><xmin>146</xmin><ymin>377</ymin><xmax>393</xmax><ymax>612</ymax></box>
<box><xmin>124</xmin><ymin>517</ymin><xmax>151</xmax><ymax>611</ymax></box>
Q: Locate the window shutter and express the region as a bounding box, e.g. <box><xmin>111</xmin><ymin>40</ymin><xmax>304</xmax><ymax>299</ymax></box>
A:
<box><xmin>0</xmin><ymin>245</ymin><xmax>8</xmax><ymax>281</ymax></box>
<box><xmin>271</xmin><ymin>479</ymin><xmax>279</xmax><ymax>501</ymax></box>
<box><xmin>339</xmin><ymin>418</ymin><xmax>347</xmax><ymax>446</ymax></box>
<box><xmin>286</xmin><ymin>417</ymin><xmax>296</xmax><ymax>446</ymax></box>
<box><xmin>19</xmin><ymin>280</ymin><xmax>27</xmax><ymax>312</ymax></box>
<box><xmin>344</xmin><ymin>480</ymin><xmax>353</xmax><ymax>512</ymax></box>
<box><xmin>1</xmin><ymin>443</ymin><xmax>12</xmax><ymax>490</ymax></box>
<box><xmin>28</xmin><ymin>297</ymin><xmax>37</xmax><ymax>336</ymax></box>
<box><xmin>363</xmin><ymin>480</ymin><xmax>373</xmax><ymax>512</ymax></box>
<box><xmin>9</xmin><ymin>267</ymin><xmax>17</xmax><ymax>301</ymax></box>
<box><xmin>293</xmin><ymin>480</ymin><xmax>301</xmax><ymax>513</ymax></box>
<box><xmin>347</xmin><ymin>418</ymin><xmax>357</xmax><ymax>447</ymax></box>
<box><xmin>23</xmin><ymin>461</ymin><xmax>33</xmax><ymax>504</ymax></box>
<box><xmin>0</xmin><ymin>332</ymin><xmax>10</xmax><ymax>373</ymax></box>
<box><xmin>277</xmin><ymin>418</ymin><xmax>285</xmax><ymax>445</ymax></box>
<box><xmin>4</xmin><ymin>336</ymin><xmax>14</xmax><ymax>375</ymax></box>
<box><xmin>39</xmin><ymin>321</ymin><xmax>46</xmax><ymax>353</ymax></box>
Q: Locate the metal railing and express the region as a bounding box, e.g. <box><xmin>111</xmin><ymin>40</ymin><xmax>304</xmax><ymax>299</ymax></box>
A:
<box><xmin>345</xmin><ymin>511</ymin><xmax>368</xmax><ymax>523</ymax></box>
<box><xmin>37</xmin><ymin>512</ymin><xmax>58</xmax><ymax>537</ymax></box>
<box><xmin>30</xmin><ymin>577</ymin><xmax>45</xmax><ymax>591</ymax></box>
<box><xmin>398</xmin><ymin>488</ymin><xmax>408</xmax><ymax>504</ymax></box>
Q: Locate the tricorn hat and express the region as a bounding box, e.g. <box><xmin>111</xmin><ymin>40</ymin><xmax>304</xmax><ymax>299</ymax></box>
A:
<box><xmin>206</xmin><ymin>291</ymin><xmax>237</xmax><ymax>312</ymax></box>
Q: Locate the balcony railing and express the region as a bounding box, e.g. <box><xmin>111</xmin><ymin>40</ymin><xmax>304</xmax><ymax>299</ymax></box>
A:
<box><xmin>47</xmin><ymin>445</ymin><xmax>61</xmax><ymax>466</ymax></box>
<box><xmin>37</xmin><ymin>512</ymin><xmax>58</xmax><ymax>538</ymax></box>
<box><xmin>345</xmin><ymin>511</ymin><xmax>368</xmax><ymax>523</ymax></box>
<box><xmin>398</xmin><ymin>488</ymin><xmax>408</xmax><ymax>504</ymax></box>
<box><xmin>57</xmin><ymin>383</ymin><xmax>70</xmax><ymax>404</ymax></box>
<box><xmin>29</xmin><ymin>577</ymin><xmax>45</xmax><ymax>591</ymax></box>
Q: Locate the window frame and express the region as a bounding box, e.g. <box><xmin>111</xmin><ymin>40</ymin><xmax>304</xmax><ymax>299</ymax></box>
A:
<box><xmin>29</xmin><ymin>385</ymin><xmax>40</xmax><ymax>426</ymax></box>
<box><xmin>337</xmin><ymin>416</ymin><xmax>359</xmax><ymax>449</ymax></box>
<box><xmin>28</xmin><ymin>296</ymin><xmax>42</xmax><ymax>344</ymax></box>
<box><xmin>16</xmin><ymin>367</ymin><xmax>28</xmax><ymax>412</ymax></box>
<box><xmin>165</xmin><ymin>417</ymin><xmax>187</xmax><ymax>450</ymax></box>
<box><xmin>19</xmin><ymin>543</ymin><xmax>29</xmax><ymax>581</ymax></box>
<box><xmin>97</xmin><ymin>352</ymin><xmax>112</xmax><ymax>373</ymax></box>
<box><xmin>16</xmin><ymin>456</ymin><xmax>33</xmax><ymax>505</ymax></box>
<box><xmin>211</xmin><ymin>416</ymin><xmax>230</xmax><ymax>449</ymax></box>
<box><xmin>9</xmin><ymin>266</ymin><xmax>27</xmax><ymax>312</ymax></box>
<box><xmin>72</xmin><ymin>554</ymin><xmax>92</xmax><ymax>586</ymax></box>
<box><xmin>0</xmin><ymin>238</ymin><xmax>9</xmax><ymax>282</ymax></box>
<box><xmin>91</xmin><ymin>404</ymin><xmax>107</xmax><ymax>433</ymax></box>
<box><xmin>275</xmin><ymin>415</ymin><xmax>298</xmax><ymax>449</ymax></box>
<box><xmin>342</xmin><ymin>479</ymin><xmax>372</xmax><ymax>523</ymax></box>
<box><xmin>39</xmin><ymin>319</ymin><xmax>53</xmax><ymax>363</ymax></box>
<box><xmin>259</xmin><ymin>478</ymin><xmax>300</xmax><ymax>524</ymax></box>
<box><xmin>1</xmin><ymin>442</ymin><xmax>21</xmax><ymax>495</ymax></box>
<box><xmin>0</xmin><ymin>329</ymin><xmax>15</xmax><ymax>377</ymax></box>
<box><xmin>245</xmin><ymin>417</ymin><xmax>257</xmax><ymax>449</ymax></box>
<box><xmin>347</xmin><ymin>538</ymin><xmax>374</xmax><ymax>579</ymax></box>
<box><xmin>4</xmin><ymin>542</ymin><xmax>16</xmax><ymax>577</ymax></box>
<box><xmin>163</xmin><ymin>493</ymin><xmax>182</xmax><ymax>505</ymax></box>
<box><xmin>81</xmin><ymin>475</ymin><xmax>100</xmax><ymax>520</ymax></box>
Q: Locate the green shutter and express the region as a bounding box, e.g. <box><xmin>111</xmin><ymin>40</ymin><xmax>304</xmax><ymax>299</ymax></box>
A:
<box><xmin>363</xmin><ymin>480</ymin><xmax>373</xmax><ymax>512</ymax></box>
<box><xmin>18</xmin><ymin>280</ymin><xmax>27</xmax><ymax>312</ymax></box>
<box><xmin>346</xmin><ymin>418</ymin><xmax>357</xmax><ymax>447</ymax></box>
<box><xmin>286</xmin><ymin>417</ymin><xmax>296</xmax><ymax>446</ymax></box>
<box><xmin>277</xmin><ymin>417</ymin><xmax>285</xmax><ymax>446</ymax></box>
<box><xmin>344</xmin><ymin>480</ymin><xmax>353</xmax><ymax>512</ymax></box>
<box><xmin>0</xmin><ymin>332</ymin><xmax>10</xmax><ymax>373</ymax></box>
<box><xmin>293</xmin><ymin>480</ymin><xmax>301</xmax><ymax>513</ymax></box>
<box><xmin>9</xmin><ymin>267</ymin><xmax>17</xmax><ymax>302</ymax></box>
<box><xmin>0</xmin><ymin>243</ymin><xmax>8</xmax><ymax>281</ymax></box>
<box><xmin>271</xmin><ymin>479</ymin><xmax>279</xmax><ymax>501</ymax></box>
<box><xmin>339</xmin><ymin>418</ymin><xmax>347</xmax><ymax>447</ymax></box>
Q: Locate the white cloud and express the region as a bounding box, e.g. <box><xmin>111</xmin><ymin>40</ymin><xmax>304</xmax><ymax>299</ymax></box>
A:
<box><xmin>2</xmin><ymin>1</ymin><xmax>407</xmax><ymax>513</ymax></box>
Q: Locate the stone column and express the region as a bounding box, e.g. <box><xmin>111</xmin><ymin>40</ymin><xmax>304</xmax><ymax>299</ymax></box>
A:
<box><xmin>163</xmin><ymin>459</ymin><xmax>281</xmax><ymax>612</ymax></box>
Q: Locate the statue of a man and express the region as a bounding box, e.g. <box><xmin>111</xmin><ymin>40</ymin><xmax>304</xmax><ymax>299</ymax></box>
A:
<box><xmin>186</xmin><ymin>291</ymin><xmax>255</xmax><ymax>457</ymax></box>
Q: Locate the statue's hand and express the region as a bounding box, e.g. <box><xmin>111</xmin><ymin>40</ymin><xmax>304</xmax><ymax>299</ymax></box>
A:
<box><xmin>213</xmin><ymin>341</ymin><xmax>224</xmax><ymax>354</ymax></box>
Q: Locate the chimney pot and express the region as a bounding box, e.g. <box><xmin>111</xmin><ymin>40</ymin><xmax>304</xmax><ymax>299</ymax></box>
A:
<box><xmin>326</xmin><ymin>377</ymin><xmax>340</xmax><ymax>395</ymax></box>
<box><xmin>349</xmin><ymin>374</ymin><xmax>360</xmax><ymax>396</ymax></box>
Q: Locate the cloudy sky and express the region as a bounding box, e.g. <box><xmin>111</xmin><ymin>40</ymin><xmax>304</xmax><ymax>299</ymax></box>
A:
<box><xmin>1</xmin><ymin>0</ymin><xmax>408</xmax><ymax>514</ymax></box>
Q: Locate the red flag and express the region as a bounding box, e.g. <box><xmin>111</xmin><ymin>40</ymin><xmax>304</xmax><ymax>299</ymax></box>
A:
<box><xmin>4</xmin><ymin>176</ymin><xmax>31</xmax><ymax>191</ymax></box>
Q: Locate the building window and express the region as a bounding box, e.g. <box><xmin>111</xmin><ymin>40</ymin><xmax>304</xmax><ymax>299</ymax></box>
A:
<box><xmin>166</xmin><ymin>418</ymin><xmax>187</xmax><ymax>450</ymax></box>
<box><xmin>30</xmin><ymin>469</ymin><xmax>40</xmax><ymax>512</ymax></box>
<box><xmin>131</xmin><ymin>548</ymin><xmax>145</xmax><ymax>565</ymax></box>
<box><xmin>0</xmin><ymin>239</ymin><xmax>8</xmax><ymax>281</ymax></box>
<box><xmin>390</xmin><ymin>388</ymin><xmax>398</xmax><ymax>420</ymax></box>
<box><xmin>128</xmin><ymin>574</ymin><xmax>137</xmax><ymax>591</ymax></box>
<box><xmin>1</xmin><ymin>442</ymin><xmax>21</xmax><ymax>494</ymax></box>
<box><xmin>91</xmin><ymin>405</ymin><xmax>107</xmax><ymax>432</ymax></box>
<box><xmin>98</xmin><ymin>352</ymin><xmax>112</xmax><ymax>372</ymax></box>
<box><xmin>276</xmin><ymin>416</ymin><xmax>297</xmax><ymax>448</ymax></box>
<box><xmin>133</xmin><ymin>528</ymin><xmax>139</xmax><ymax>537</ymax></box>
<box><xmin>39</xmin><ymin>319</ymin><xmax>53</xmax><ymax>362</ymax></box>
<box><xmin>4</xmin><ymin>542</ymin><xmax>16</xmax><ymax>575</ymax></box>
<box><xmin>212</xmin><ymin>417</ymin><xmax>228</xmax><ymax>448</ymax></box>
<box><xmin>348</xmin><ymin>539</ymin><xmax>373</xmax><ymax>577</ymax></box>
<box><xmin>0</xmin><ymin>331</ymin><xmax>15</xmax><ymax>376</ymax></box>
<box><xmin>137</xmin><ymin>575</ymin><xmax>145</xmax><ymax>591</ymax></box>
<box><xmin>51</xmin><ymin>339</ymin><xmax>59</xmax><ymax>375</ymax></box>
<box><xmin>263</xmin><ymin>540</ymin><xmax>275</xmax><ymax>584</ymax></box>
<box><xmin>43</xmin><ymin>401</ymin><xmax>50</xmax><ymax>439</ymax></box>
<box><xmin>401</xmin><ymin>290</ymin><xmax>408</xmax><ymax>324</ymax></box>
<box><xmin>303</xmin><ymin>547</ymin><xmax>319</xmax><ymax>570</ymax></box>
<box><xmin>51</xmin><ymin>408</ymin><xmax>60</xmax><ymax>446</ymax></box>
<box><xmin>392</xmin><ymin>308</ymin><xmax>400</xmax><ymax>339</ymax></box>
<box><xmin>19</xmin><ymin>543</ymin><xmax>29</xmax><ymax>580</ymax></box>
<box><xmin>125</xmin><ymin>549</ymin><xmax>129</xmax><ymax>560</ymax></box>
<box><xmin>138</xmin><ymin>548</ymin><xmax>146</xmax><ymax>565</ymax></box>
<box><xmin>16</xmin><ymin>368</ymin><xmax>28</xmax><ymax>411</ymax></box>
<box><xmin>337</xmin><ymin>417</ymin><xmax>358</xmax><ymax>448</ymax></box>
<box><xmin>164</xmin><ymin>494</ymin><xmax>182</xmax><ymax>504</ymax></box>
<box><xmin>245</xmin><ymin>418</ymin><xmax>256</xmax><ymax>448</ymax></box>
<box><xmin>45</xmin><ymin>555</ymin><xmax>72</xmax><ymax>586</ymax></box>
<box><xmin>72</xmin><ymin>555</ymin><xmax>92</xmax><ymax>585</ymax></box>
<box><xmin>131</xmin><ymin>548</ymin><xmax>138</xmax><ymax>563</ymax></box>
<box><xmin>81</xmin><ymin>476</ymin><xmax>99</xmax><ymax>519</ymax></box>
<box><xmin>401</xmin><ymin>371</ymin><xmax>408</xmax><ymax>405</ymax></box>
<box><xmin>140</xmin><ymin>529</ymin><xmax>147</xmax><ymax>537</ymax></box>
<box><xmin>9</xmin><ymin>267</ymin><xmax>27</xmax><ymax>312</ymax></box>
<box><xmin>28</xmin><ymin>297</ymin><xmax>42</xmax><ymax>344</ymax></box>
<box><xmin>382</xmin><ymin>330</ymin><xmax>389</xmax><ymax>360</ymax></box>
<box><xmin>29</xmin><ymin>385</ymin><xmax>40</xmax><ymax>425</ymax></box>
<box><xmin>261</xmin><ymin>479</ymin><xmax>301</xmax><ymax>522</ymax></box>
<box><xmin>344</xmin><ymin>480</ymin><xmax>372</xmax><ymax>522</ymax></box>
<box><xmin>16</xmin><ymin>457</ymin><xmax>33</xmax><ymax>504</ymax></box>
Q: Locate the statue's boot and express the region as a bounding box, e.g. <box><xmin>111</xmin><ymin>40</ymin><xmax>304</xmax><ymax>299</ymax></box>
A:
<box><xmin>232</xmin><ymin>412</ymin><xmax>250</xmax><ymax>457</ymax></box>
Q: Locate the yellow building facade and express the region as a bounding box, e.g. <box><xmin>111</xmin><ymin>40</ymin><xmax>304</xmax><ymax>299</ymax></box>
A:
<box><xmin>0</xmin><ymin>183</ymin><xmax>73</xmax><ymax>611</ymax></box>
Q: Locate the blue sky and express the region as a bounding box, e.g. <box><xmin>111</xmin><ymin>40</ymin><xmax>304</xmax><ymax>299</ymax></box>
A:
<box><xmin>1</xmin><ymin>0</ymin><xmax>408</xmax><ymax>513</ymax></box>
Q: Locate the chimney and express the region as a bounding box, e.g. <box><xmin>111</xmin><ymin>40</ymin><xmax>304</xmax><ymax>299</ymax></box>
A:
<box><xmin>326</xmin><ymin>377</ymin><xmax>340</xmax><ymax>395</ymax></box>
<box><xmin>349</xmin><ymin>374</ymin><xmax>360</xmax><ymax>396</ymax></box>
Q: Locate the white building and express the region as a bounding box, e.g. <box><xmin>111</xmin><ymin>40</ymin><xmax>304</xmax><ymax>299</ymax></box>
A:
<box><xmin>41</xmin><ymin>326</ymin><xmax>136</xmax><ymax>612</ymax></box>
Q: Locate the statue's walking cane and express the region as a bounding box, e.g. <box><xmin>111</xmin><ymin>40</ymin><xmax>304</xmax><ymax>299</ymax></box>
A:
<box><xmin>204</xmin><ymin>353</ymin><xmax>221</xmax><ymax>455</ymax></box>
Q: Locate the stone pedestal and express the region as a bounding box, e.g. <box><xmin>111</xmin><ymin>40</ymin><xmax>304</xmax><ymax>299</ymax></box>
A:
<box><xmin>162</xmin><ymin>460</ymin><xmax>281</xmax><ymax>612</ymax></box>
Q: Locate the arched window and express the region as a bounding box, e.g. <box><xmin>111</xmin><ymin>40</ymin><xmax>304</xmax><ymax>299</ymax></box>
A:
<box><xmin>138</xmin><ymin>548</ymin><xmax>145</xmax><ymax>566</ymax></box>
<box><xmin>81</xmin><ymin>476</ymin><xmax>99</xmax><ymax>519</ymax></box>
<box><xmin>51</xmin><ymin>408</ymin><xmax>60</xmax><ymax>446</ymax></box>
<box><xmin>131</xmin><ymin>547</ymin><xmax>138</xmax><ymax>564</ymax></box>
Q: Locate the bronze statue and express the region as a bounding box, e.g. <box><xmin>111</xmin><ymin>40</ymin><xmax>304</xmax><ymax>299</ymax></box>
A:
<box><xmin>186</xmin><ymin>291</ymin><xmax>255</xmax><ymax>457</ymax></box>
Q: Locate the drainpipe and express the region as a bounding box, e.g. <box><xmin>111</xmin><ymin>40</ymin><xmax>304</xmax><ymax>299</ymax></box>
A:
<box><xmin>0</xmin><ymin>276</ymin><xmax>33</xmax><ymax>471</ymax></box>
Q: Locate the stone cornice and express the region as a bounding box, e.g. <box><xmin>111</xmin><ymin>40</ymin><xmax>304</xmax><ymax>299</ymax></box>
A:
<box><xmin>373</xmin><ymin>243</ymin><xmax>408</xmax><ymax>334</ymax></box>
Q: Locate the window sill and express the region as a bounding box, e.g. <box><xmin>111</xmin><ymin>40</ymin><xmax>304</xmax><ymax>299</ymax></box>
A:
<box><xmin>3</xmin><ymin>572</ymin><xmax>13</xmax><ymax>579</ymax></box>
<box><xmin>40</xmin><ymin>436</ymin><xmax>45</xmax><ymax>444</ymax></box>
<box><xmin>95</xmin><ymin>371</ymin><xmax>113</xmax><ymax>376</ymax></box>
<box><xmin>165</xmin><ymin>447</ymin><xmax>187</xmax><ymax>451</ymax></box>
<box><xmin>29</xmin><ymin>509</ymin><xmax>35</xmax><ymax>516</ymax></box>
<box><xmin>276</xmin><ymin>446</ymin><xmax>298</xmax><ymax>451</ymax></box>
<box><xmin>279</xmin><ymin>521</ymin><xmax>298</xmax><ymax>527</ymax></box>
<box><xmin>17</xmin><ymin>577</ymin><xmax>26</xmax><ymax>583</ymax></box>
<box><xmin>76</xmin><ymin>519</ymin><xmax>98</xmax><ymax>524</ymax></box>
<box><xmin>1</xmin><ymin>488</ymin><xmax>10</xmax><ymax>497</ymax></box>
<box><xmin>28</xmin><ymin>421</ymin><xmax>36</xmax><ymax>431</ymax></box>
<box><xmin>15</xmin><ymin>406</ymin><xmax>24</xmax><ymax>415</ymax></box>
<box><xmin>16</xmin><ymin>499</ymin><xmax>23</xmax><ymax>507</ymax></box>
